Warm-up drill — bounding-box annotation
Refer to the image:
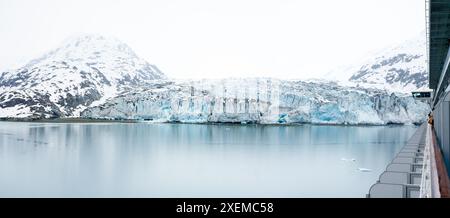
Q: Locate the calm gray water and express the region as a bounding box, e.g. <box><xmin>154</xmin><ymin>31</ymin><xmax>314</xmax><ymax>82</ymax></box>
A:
<box><xmin>0</xmin><ymin>122</ymin><xmax>418</xmax><ymax>197</ymax></box>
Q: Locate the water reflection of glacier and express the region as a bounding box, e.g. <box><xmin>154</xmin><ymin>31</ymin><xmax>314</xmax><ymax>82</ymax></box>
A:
<box><xmin>82</xmin><ymin>79</ymin><xmax>430</xmax><ymax>125</ymax></box>
<box><xmin>0</xmin><ymin>122</ymin><xmax>418</xmax><ymax>197</ymax></box>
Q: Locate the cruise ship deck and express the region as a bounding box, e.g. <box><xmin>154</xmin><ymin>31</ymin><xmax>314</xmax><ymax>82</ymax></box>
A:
<box><xmin>368</xmin><ymin>0</ymin><xmax>450</xmax><ymax>198</ymax></box>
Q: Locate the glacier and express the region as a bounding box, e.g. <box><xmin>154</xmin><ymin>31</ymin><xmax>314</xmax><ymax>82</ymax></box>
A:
<box><xmin>0</xmin><ymin>34</ymin><xmax>431</xmax><ymax>125</ymax></box>
<box><xmin>81</xmin><ymin>78</ymin><xmax>430</xmax><ymax>125</ymax></box>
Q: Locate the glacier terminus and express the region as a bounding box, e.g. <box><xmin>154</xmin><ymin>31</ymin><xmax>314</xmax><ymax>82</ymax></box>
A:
<box><xmin>82</xmin><ymin>78</ymin><xmax>429</xmax><ymax>125</ymax></box>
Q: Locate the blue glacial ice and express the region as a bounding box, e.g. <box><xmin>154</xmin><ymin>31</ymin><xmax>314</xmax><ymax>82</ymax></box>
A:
<box><xmin>81</xmin><ymin>78</ymin><xmax>430</xmax><ymax>125</ymax></box>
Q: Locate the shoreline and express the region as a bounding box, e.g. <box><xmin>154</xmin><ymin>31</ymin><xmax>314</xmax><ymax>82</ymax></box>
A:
<box><xmin>0</xmin><ymin>117</ymin><xmax>423</xmax><ymax>127</ymax></box>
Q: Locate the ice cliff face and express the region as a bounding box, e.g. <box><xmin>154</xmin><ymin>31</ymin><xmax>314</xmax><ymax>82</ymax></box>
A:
<box><xmin>82</xmin><ymin>78</ymin><xmax>430</xmax><ymax>125</ymax></box>
<box><xmin>0</xmin><ymin>34</ymin><xmax>166</xmax><ymax>119</ymax></box>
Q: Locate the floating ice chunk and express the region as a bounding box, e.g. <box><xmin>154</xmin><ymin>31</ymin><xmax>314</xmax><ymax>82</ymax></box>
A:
<box><xmin>358</xmin><ymin>168</ymin><xmax>372</xmax><ymax>172</ymax></box>
<box><xmin>341</xmin><ymin>158</ymin><xmax>356</xmax><ymax>162</ymax></box>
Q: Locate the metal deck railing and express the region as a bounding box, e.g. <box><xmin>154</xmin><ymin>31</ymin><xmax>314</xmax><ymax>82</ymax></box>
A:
<box><xmin>419</xmin><ymin>124</ymin><xmax>441</xmax><ymax>197</ymax></box>
<box><xmin>425</xmin><ymin>0</ymin><xmax>430</xmax><ymax>80</ymax></box>
<box><xmin>367</xmin><ymin>123</ymin><xmax>445</xmax><ymax>198</ymax></box>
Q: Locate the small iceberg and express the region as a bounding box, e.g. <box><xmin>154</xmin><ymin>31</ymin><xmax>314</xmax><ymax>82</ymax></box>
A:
<box><xmin>358</xmin><ymin>168</ymin><xmax>372</xmax><ymax>172</ymax></box>
<box><xmin>341</xmin><ymin>158</ymin><xmax>356</xmax><ymax>162</ymax></box>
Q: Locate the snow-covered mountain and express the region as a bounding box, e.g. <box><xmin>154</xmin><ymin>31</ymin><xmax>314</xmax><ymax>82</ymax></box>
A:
<box><xmin>329</xmin><ymin>33</ymin><xmax>428</xmax><ymax>93</ymax></box>
<box><xmin>0</xmin><ymin>34</ymin><xmax>166</xmax><ymax>119</ymax></box>
<box><xmin>0</xmin><ymin>34</ymin><xmax>430</xmax><ymax>124</ymax></box>
<box><xmin>82</xmin><ymin>78</ymin><xmax>430</xmax><ymax>125</ymax></box>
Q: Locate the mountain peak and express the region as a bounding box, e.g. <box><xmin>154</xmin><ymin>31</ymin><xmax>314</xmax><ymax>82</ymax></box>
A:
<box><xmin>19</xmin><ymin>33</ymin><xmax>166</xmax><ymax>82</ymax></box>
<box><xmin>59</xmin><ymin>34</ymin><xmax>134</xmax><ymax>53</ymax></box>
<box><xmin>42</xmin><ymin>34</ymin><xmax>138</xmax><ymax>64</ymax></box>
<box><xmin>327</xmin><ymin>32</ymin><xmax>427</xmax><ymax>93</ymax></box>
<box><xmin>0</xmin><ymin>34</ymin><xmax>166</xmax><ymax>118</ymax></box>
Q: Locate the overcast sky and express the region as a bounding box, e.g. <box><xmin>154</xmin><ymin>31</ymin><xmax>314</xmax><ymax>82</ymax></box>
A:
<box><xmin>0</xmin><ymin>0</ymin><xmax>425</xmax><ymax>79</ymax></box>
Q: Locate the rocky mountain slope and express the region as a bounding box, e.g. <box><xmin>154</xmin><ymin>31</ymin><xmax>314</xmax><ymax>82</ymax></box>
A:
<box><xmin>0</xmin><ymin>34</ymin><xmax>166</xmax><ymax>119</ymax></box>
<box><xmin>330</xmin><ymin>33</ymin><xmax>428</xmax><ymax>93</ymax></box>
